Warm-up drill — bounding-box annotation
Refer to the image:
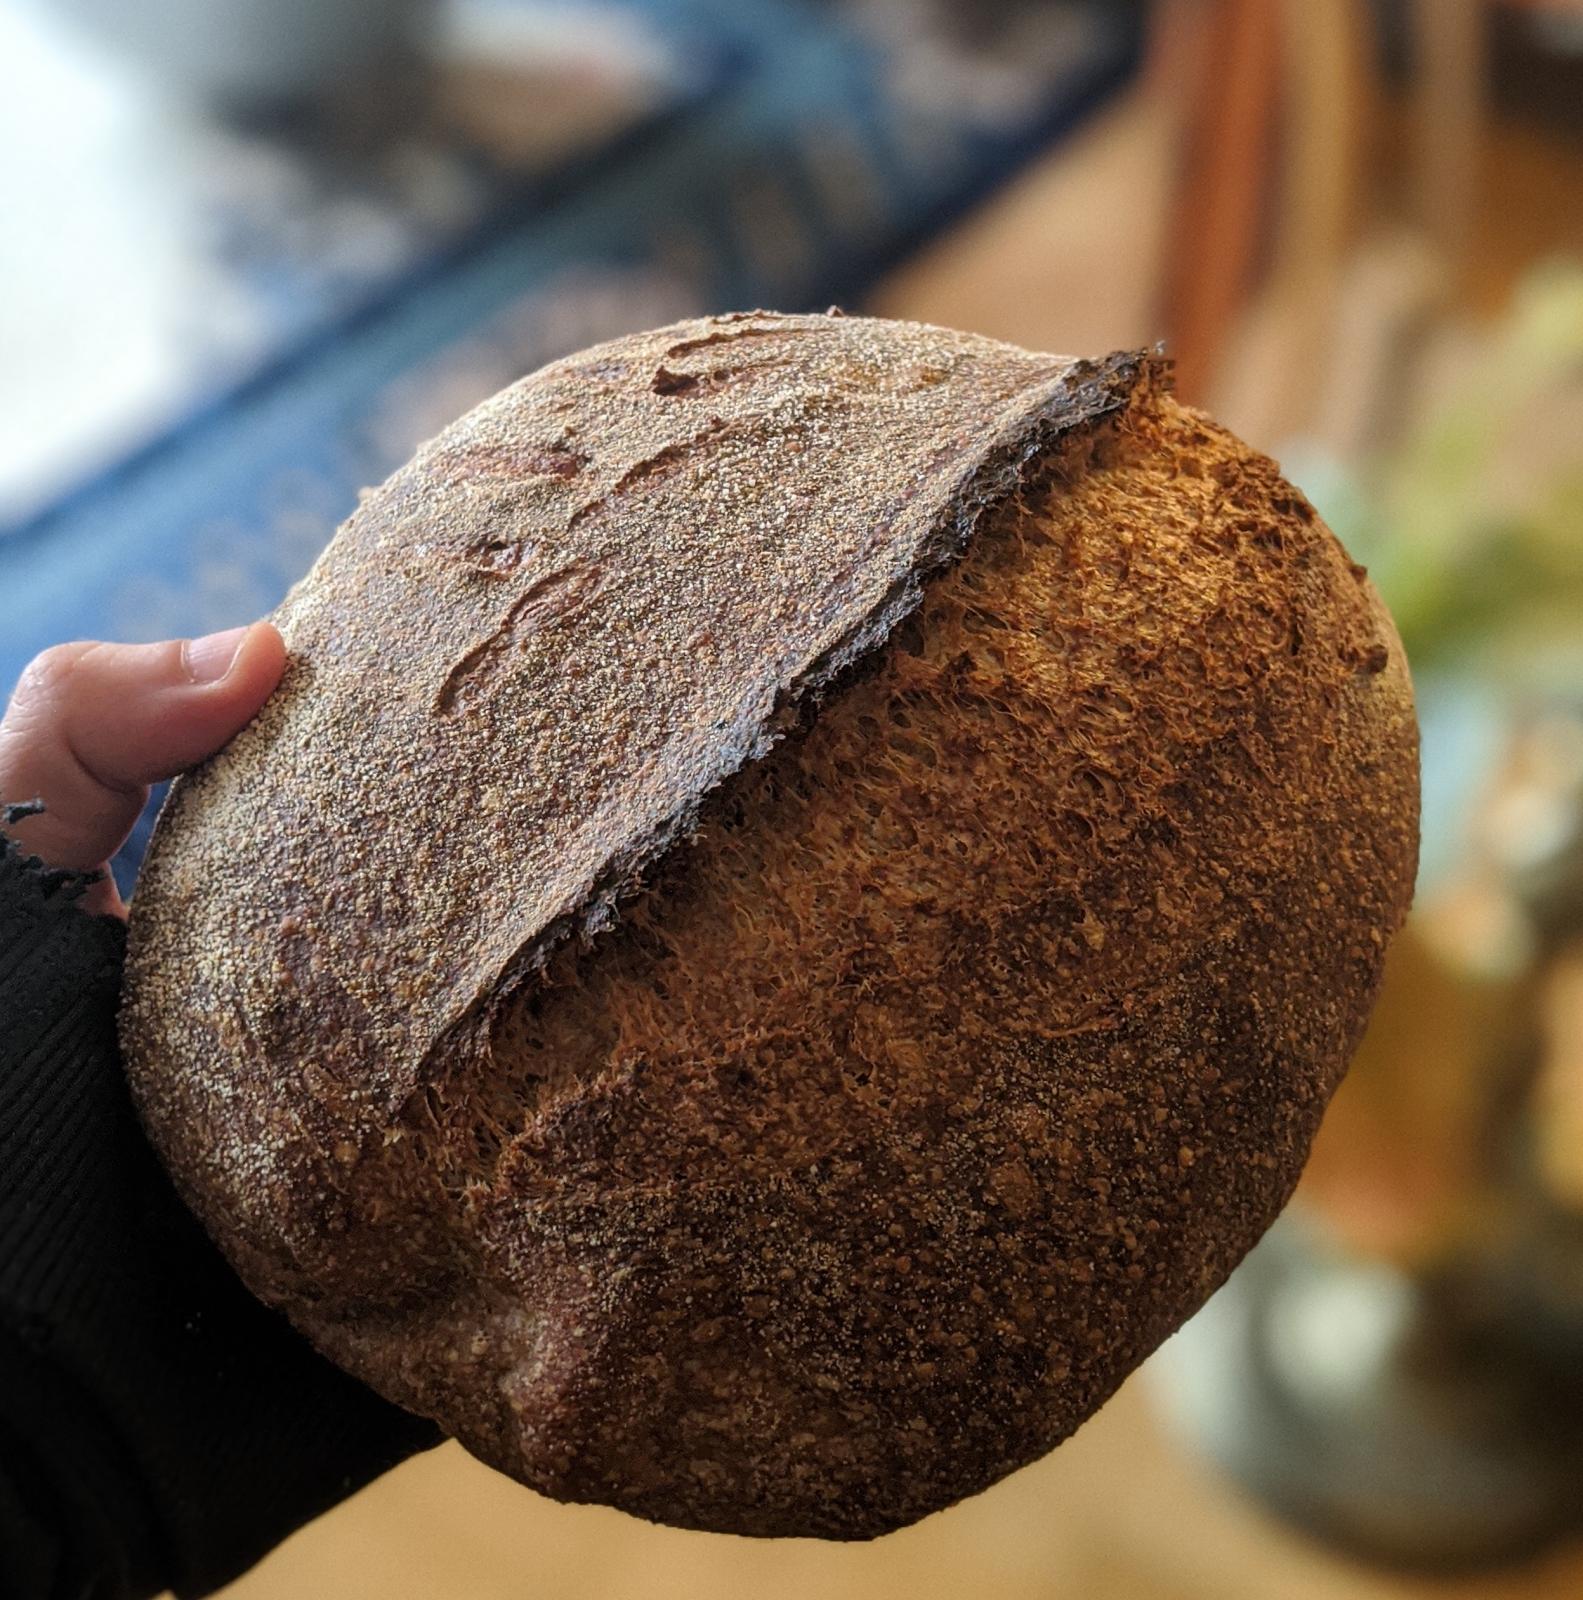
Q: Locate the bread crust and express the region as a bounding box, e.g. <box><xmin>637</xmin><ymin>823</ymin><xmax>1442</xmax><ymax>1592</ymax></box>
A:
<box><xmin>120</xmin><ymin>312</ymin><xmax>1418</xmax><ymax>1538</ymax></box>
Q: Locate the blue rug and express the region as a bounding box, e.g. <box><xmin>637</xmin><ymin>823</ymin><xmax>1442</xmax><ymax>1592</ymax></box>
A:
<box><xmin>0</xmin><ymin>0</ymin><xmax>1142</xmax><ymax>889</ymax></box>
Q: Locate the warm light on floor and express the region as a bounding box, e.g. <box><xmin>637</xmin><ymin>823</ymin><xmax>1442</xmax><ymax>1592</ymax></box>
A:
<box><xmin>211</xmin><ymin>1372</ymin><xmax>1583</xmax><ymax>1600</ymax></box>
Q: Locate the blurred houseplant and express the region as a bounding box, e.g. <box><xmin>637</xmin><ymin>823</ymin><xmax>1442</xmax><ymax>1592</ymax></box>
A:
<box><xmin>1306</xmin><ymin>260</ymin><xmax>1583</xmax><ymax>1263</ymax></box>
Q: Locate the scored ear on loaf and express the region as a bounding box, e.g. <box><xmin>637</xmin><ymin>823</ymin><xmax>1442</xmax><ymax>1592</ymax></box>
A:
<box><xmin>121</xmin><ymin>311</ymin><xmax>1418</xmax><ymax>1540</ymax></box>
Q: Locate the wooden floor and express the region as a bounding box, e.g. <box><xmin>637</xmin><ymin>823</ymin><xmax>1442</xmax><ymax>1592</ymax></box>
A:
<box><xmin>213</xmin><ymin>77</ymin><xmax>1583</xmax><ymax>1600</ymax></box>
<box><xmin>221</xmin><ymin>1375</ymin><xmax>1583</xmax><ymax>1600</ymax></box>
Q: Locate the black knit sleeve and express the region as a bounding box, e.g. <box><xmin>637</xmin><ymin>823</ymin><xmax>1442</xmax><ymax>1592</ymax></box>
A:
<box><xmin>0</xmin><ymin>805</ymin><xmax>440</xmax><ymax>1599</ymax></box>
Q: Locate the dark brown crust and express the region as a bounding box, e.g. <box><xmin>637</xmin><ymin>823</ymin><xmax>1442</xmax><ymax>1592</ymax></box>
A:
<box><xmin>119</xmin><ymin>313</ymin><xmax>1418</xmax><ymax>1539</ymax></box>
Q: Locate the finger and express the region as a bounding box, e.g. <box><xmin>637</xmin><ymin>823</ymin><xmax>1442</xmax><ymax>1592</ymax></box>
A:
<box><xmin>0</xmin><ymin>623</ymin><xmax>286</xmax><ymax>882</ymax></box>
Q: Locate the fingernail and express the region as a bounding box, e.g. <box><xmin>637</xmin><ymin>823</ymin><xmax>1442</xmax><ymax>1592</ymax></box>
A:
<box><xmin>183</xmin><ymin>624</ymin><xmax>250</xmax><ymax>684</ymax></box>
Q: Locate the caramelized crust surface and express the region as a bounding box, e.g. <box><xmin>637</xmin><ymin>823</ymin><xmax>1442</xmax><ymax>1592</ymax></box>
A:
<box><xmin>415</xmin><ymin>395</ymin><xmax>1416</xmax><ymax>1535</ymax></box>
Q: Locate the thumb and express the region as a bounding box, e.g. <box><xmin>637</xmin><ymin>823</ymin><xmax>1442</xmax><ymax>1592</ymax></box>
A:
<box><xmin>0</xmin><ymin>623</ymin><xmax>286</xmax><ymax>908</ymax></box>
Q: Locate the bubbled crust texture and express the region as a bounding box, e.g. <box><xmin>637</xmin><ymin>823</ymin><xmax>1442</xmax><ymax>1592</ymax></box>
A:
<box><xmin>121</xmin><ymin>313</ymin><xmax>1418</xmax><ymax>1540</ymax></box>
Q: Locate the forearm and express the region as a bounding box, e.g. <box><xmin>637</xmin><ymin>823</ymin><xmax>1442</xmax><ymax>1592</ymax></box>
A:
<box><xmin>0</xmin><ymin>813</ymin><xmax>437</xmax><ymax>1599</ymax></box>
<box><xmin>0</xmin><ymin>1324</ymin><xmax>167</xmax><ymax>1600</ymax></box>
<box><xmin>0</xmin><ymin>813</ymin><xmax>166</xmax><ymax>1598</ymax></box>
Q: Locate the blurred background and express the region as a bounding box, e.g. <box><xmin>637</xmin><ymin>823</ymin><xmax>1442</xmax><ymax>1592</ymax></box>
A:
<box><xmin>2</xmin><ymin>0</ymin><xmax>1582</xmax><ymax>1594</ymax></box>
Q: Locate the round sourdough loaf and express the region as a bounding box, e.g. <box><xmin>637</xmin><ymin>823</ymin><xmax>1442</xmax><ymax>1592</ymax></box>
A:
<box><xmin>121</xmin><ymin>312</ymin><xmax>1418</xmax><ymax>1539</ymax></box>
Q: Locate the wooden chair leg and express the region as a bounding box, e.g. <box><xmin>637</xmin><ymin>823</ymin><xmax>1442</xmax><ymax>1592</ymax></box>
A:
<box><xmin>1154</xmin><ymin>0</ymin><xmax>1282</xmax><ymax>405</ymax></box>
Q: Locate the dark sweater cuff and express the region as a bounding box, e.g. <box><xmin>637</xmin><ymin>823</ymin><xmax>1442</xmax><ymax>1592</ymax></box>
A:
<box><xmin>0</xmin><ymin>811</ymin><xmax>439</xmax><ymax>1598</ymax></box>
